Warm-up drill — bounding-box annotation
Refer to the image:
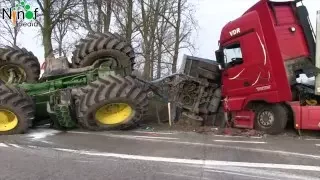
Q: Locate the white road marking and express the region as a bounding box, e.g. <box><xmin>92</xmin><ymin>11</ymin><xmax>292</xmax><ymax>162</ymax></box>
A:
<box><xmin>206</xmin><ymin>166</ymin><xmax>320</xmax><ymax>180</ymax></box>
<box><xmin>157</xmin><ymin>172</ymin><xmax>211</xmax><ymax>180</ymax></box>
<box><xmin>133</xmin><ymin>131</ymin><xmax>176</xmax><ymax>135</ymax></box>
<box><xmin>205</xmin><ymin>169</ymin><xmax>275</xmax><ymax>180</ymax></box>
<box><xmin>132</xmin><ymin>135</ymin><xmax>178</xmax><ymax>140</ymax></box>
<box><xmin>28</xmin><ymin>129</ymin><xmax>61</xmax><ymax>140</ymax></box>
<box><xmin>0</xmin><ymin>143</ymin><xmax>9</xmax><ymax>147</ymax></box>
<box><xmin>213</xmin><ymin>140</ymin><xmax>266</xmax><ymax>144</ymax></box>
<box><xmin>250</xmin><ymin>136</ymin><xmax>263</xmax><ymax>139</ymax></box>
<box><xmin>69</xmin><ymin>131</ymin><xmax>320</xmax><ymax>159</ymax></box>
<box><xmin>53</xmin><ymin>147</ymin><xmax>320</xmax><ymax>172</ymax></box>
<box><xmin>213</xmin><ymin>134</ymin><xmax>262</xmax><ymax>139</ymax></box>
<box><xmin>8</xmin><ymin>143</ymin><xmax>22</xmax><ymax>148</ymax></box>
<box><xmin>71</xmin><ymin>131</ymin><xmax>179</xmax><ymax>140</ymax></box>
<box><xmin>316</xmin><ymin>144</ymin><xmax>320</xmax><ymax>147</ymax></box>
<box><xmin>306</xmin><ymin>139</ymin><xmax>320</xmax><ymax>141</ymax></box>
<box><xmin>213</xmin><ymin>135</ymin><xmax>243</xmax><ymax>138</ymax></box>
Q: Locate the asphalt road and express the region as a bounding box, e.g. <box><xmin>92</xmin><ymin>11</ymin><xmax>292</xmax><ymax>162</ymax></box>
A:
<box><xmin>0</xmin><ymin>128</ymin><xmax>320</xmax><ymax>180</ymax></box>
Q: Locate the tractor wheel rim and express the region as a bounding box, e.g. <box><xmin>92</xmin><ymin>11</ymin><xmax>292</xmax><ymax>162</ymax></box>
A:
<box><xmin>0</xmin><ymin>64</ymin><xmax>26</xmax><ymax>83</ymax></box>
<box><xmin>258</xmin><ymin>111</ymin><xmax>274</xmax><ymax>127</ymax></box>
<box><xmin>93</xmin><ymin>57</ymin><xmax>128</xmax><ymax>76</ymax></box>
<box><xmin>0</xmin><ymin>109</ymin><xmax>18</xmax><ymax>132</ymax></box>
<box><xmin>95</xmin><ymin>103</ymin><xmax>134</xmax><ymax>125</ymax></box>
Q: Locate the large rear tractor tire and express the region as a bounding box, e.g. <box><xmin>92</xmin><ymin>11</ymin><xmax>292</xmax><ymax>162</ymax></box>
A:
<box><xmin>77</xmin><ymin>75</ymin><xmax>149</xmax><ymax>131</ymax></box>
<box><xmin>254</xmin><ymin>104</ymin><xmax>288</xmax><ymax>135</ymax></box>
<box><xmin>0</xmin><ymin>83</ymin><xmax>34</xmax><ymax>135</ymax></box>
<box><xmin>71</xmin><ymin>32</ymin><xmax>135</xmax><ymax>76</ymax></box>
<box><xmin>0</xmin><ymin>46</ymin><xmax>40</xmax><ymax>83</ymax></box>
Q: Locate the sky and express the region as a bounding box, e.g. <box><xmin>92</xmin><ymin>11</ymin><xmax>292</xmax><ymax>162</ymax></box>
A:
<box><xmin>15</xmin><ymin>0</ymin><xmax>320</xmax><ymax>65</ymax></box>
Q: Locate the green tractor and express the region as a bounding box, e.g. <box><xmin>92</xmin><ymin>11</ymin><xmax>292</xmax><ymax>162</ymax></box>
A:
<box><xmin>0</xmin><ymin>33</ymin><xmax>149</xmax><ymax>135</ymax></box>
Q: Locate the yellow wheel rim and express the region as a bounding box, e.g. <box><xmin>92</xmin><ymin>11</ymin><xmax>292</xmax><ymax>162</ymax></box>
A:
<box><xmin>0</xmin><ymin>109</ymin><xmax>18</xmax><ymax>132</ymax></box>
<box><xmin>95</xmin><ymin>103</ymin><xmax>133</xmax><ymax>125</ymax></box>
<box><xmin>0</xmin><ymin>64</ymin><xmax>26</xmax><ymax>83</ymax></box>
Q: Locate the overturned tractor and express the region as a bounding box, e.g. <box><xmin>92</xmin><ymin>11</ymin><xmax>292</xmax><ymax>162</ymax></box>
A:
<box><xmin>0</xmin><ymin>32</ymin><xmax>222</xmax><ymax>135</ymax></box>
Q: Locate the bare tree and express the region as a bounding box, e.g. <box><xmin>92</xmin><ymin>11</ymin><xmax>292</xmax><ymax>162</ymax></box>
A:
<box><xmin>0</xmin><ymin>0</ymin><xmax>22</xmax><ymax>46</ymax></box>
<box><xmin>36</xmin><ymin>0</ymin><xmax>79</xmax><ymax>58</ymax></box>
<box><xmin>167</xmin><ymin>0</ymin><xmax>197</xmax><ymax>73</ymax></box>
<box><xmin>134</xmin><ymin>0</ymin><xmax>162</xmax><ymax>80</ymax></box>
<box><xmin>77</xmin><ymin>0</ymin><xmax>113</xmax><ymax>33</ymax></box>
<box><xmin>113</xmin><ymin>0</ymin><xmax>134</xmax><ymax>42</ymax></box>
<box><xmin>52</xmin><ymin>19</ymin><xmax>70</xmax><ymax>56</ymax></box>
<box><xmin>138</xmin><ymin>0</ymin><xmax>196</xmax><ymax>78</ymax></box>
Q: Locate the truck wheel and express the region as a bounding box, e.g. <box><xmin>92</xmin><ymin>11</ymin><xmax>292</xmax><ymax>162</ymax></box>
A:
<box><xmin>0</xmin><ymin>46</ymin><xmax>40</xmax><ymax>83</ymax></box>
<box><xmin>71</xmin><ymin>33</ymin><xmax>135</xmax><ymax>76</ymax></box>
<box><xmin>0</xmin><ymin>83</ymin><xmax>34</xmax><ymax>135</ymax></box>
<box><xmin>254</xmin><ymin>104</ymin><xmax>288</xmax><ymax>135</ymax></box>
<box><xmin>77</xmin><ymin>75</ymin><xmax>149</xmax><ymax>131</ymax></box>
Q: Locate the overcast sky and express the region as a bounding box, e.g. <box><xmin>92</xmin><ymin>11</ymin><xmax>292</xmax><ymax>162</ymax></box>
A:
<box><xmin>18</xmin><ymin>0</ymin><xmax>320</xmax><ymax>64</ymax></box>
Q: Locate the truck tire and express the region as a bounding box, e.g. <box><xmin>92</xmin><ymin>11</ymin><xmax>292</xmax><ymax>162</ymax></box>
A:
<box><xmin>0</xmin><ymin>83</ymin><xmax>34</xmax><ymax>135</ymax></box>
<box><xmin>0</xmin><ymin>46</ymin><xmax>40</xmax><ymax>83</ymax></box>
<box><xmin>254</xmin><ymin>104</ymin><xmax>288</xmax><ymax>135</ymax></box>
<box><xmin>77</xmin><ymin>75</ymin><xmax>149</xmax><ymax>131</ymax></box>
<box><xmin>71</xmin><ymin>33</ymin><xmax>135</xmax><ymax>76</ymax></box>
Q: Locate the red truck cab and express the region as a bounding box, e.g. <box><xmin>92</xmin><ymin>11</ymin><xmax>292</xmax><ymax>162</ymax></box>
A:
<box><xmin>215</xmin><ymin>0</ymin><xmax>320</xmax><ymax>134</ymax></box>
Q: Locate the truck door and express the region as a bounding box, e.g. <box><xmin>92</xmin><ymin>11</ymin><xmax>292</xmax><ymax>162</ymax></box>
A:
<box><xmin>222</xmin><ymin>42</ymin><xmax>246</xmax><ymax>97</ymax></box>
<box><xmin>222</xmin><ymin>32</ymin><xmax>269</xmax><ymax>97</ymax></box>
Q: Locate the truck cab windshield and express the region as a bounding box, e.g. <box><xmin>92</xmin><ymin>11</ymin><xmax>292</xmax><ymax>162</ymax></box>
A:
<box><xmin>223</xmin><ymin>43</ymin><xmax>243</xmax><ymax>68</ymax></box>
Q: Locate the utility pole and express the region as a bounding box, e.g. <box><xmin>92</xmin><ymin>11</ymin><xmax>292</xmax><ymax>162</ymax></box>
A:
<box><xmin>315</xmin><ymin>10</ymin><xmax>320</xmax><ymax>95</ymax></box>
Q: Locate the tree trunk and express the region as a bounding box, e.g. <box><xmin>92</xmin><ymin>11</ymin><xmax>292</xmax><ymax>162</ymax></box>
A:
<box><xmin>143</xmin><ymin>36</ymin><xmax>152</xmax><ymax>80</ymax></box>
<box><xmin>95</xmin><ymin>0</ymin><xmax>103</xmax><ymax>32</ymax></box>
<box><xmin>58</xmin><ymin>39</ymin><xmax>62</xmax><ymax>56</ymax></box>
<box><xmin>82</xmin><ymin>0</ymin><xmax>94</xmax><ymax>33</ymax></box>
<box><xmin>43</xmin><ymin>0</ymin><xmax>54</xmax><ymax>58</ymax></box>
<box><xmin>125</xmin><ymin>0</ymin><xmax>133</xmax><ymax>43</ymax></box>
<box><xmin>157</xmin><ymin>40</ymin><xmax>162</xmax><ymax>79</ymax></box>
<box><xmin>140</xmin><ymin>0</ymin><xmax>150</xmax><ymax>80</ymax></box>
<box><xmin>103</xmin><ymin>0</ymin><xmax>112</xmax><ymax>33</ymax></box>
<box><xmin>11</xmin><ymin>0</ymin><xmax>17</xmax><ymax>46</ymax></box>
<box><xmin>172</xmin><ymin>0</ymin><xmax>182</xmax><ymax>73</ymax></box>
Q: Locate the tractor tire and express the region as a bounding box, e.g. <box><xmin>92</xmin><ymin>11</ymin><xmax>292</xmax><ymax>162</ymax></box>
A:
<box><xmin>77</xmin><ymin>75</ymin><xmax>149</xmax><ymax>131</ymax></box>
<box><xmin>0</xmin><ymin>46</ymin><xmax>40</xmax><ymax>83</ymax></box>
<box><xmin>71</xmin><ymin>32</ymin><xmax>135</xmax><ymax>76</ymax></box>
<box><xmin>0</xmin><ymin>83</ymin><xmax>34</xmax><ymax>135</ymax></box>
<box><xmin>11</xmin><ymin>86</ymin><xmax>35</xmax><ymax>128</ymax></box>
<box><xmin>254</xmin><ymin>104</ymin><xmax>288</xmax><ymax>135</ymax></box>
<box><xmin>85</xmin><ymin>32</ymin><xmax>126</xmax><ymax>42</ymax></box>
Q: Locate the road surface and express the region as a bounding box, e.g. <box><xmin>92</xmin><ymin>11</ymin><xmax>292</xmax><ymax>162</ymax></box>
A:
<box><xmin>0</xmin><ymin>128</ymin><xmax>320</xmax><ymax>180</ymax></box>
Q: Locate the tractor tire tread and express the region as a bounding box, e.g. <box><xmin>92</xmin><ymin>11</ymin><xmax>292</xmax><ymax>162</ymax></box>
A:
<box><xmin>0</xmin><ymin>83</ymin><xmax>34</xmax><ymax>135</ymax></box>
<box><xmin>77</xmin><ymin>75</ymin><xmax>148</xmax><ymax>131</ymax></box>
<box><xmin>0</xmin><ymin>46</ymin><xmax>40</xmax><ymax>82</ymax></box>
<box><xmin>71</xmin><ymin>32</ymin><xmax>135</xmax><ymax>75</ymax></box>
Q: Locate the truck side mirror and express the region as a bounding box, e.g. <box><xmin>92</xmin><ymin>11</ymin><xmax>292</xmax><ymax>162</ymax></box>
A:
<box><xmin>215</xmin><ymin>50</ymin><xmax>225</xmax><ymax>68</ymax></box>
